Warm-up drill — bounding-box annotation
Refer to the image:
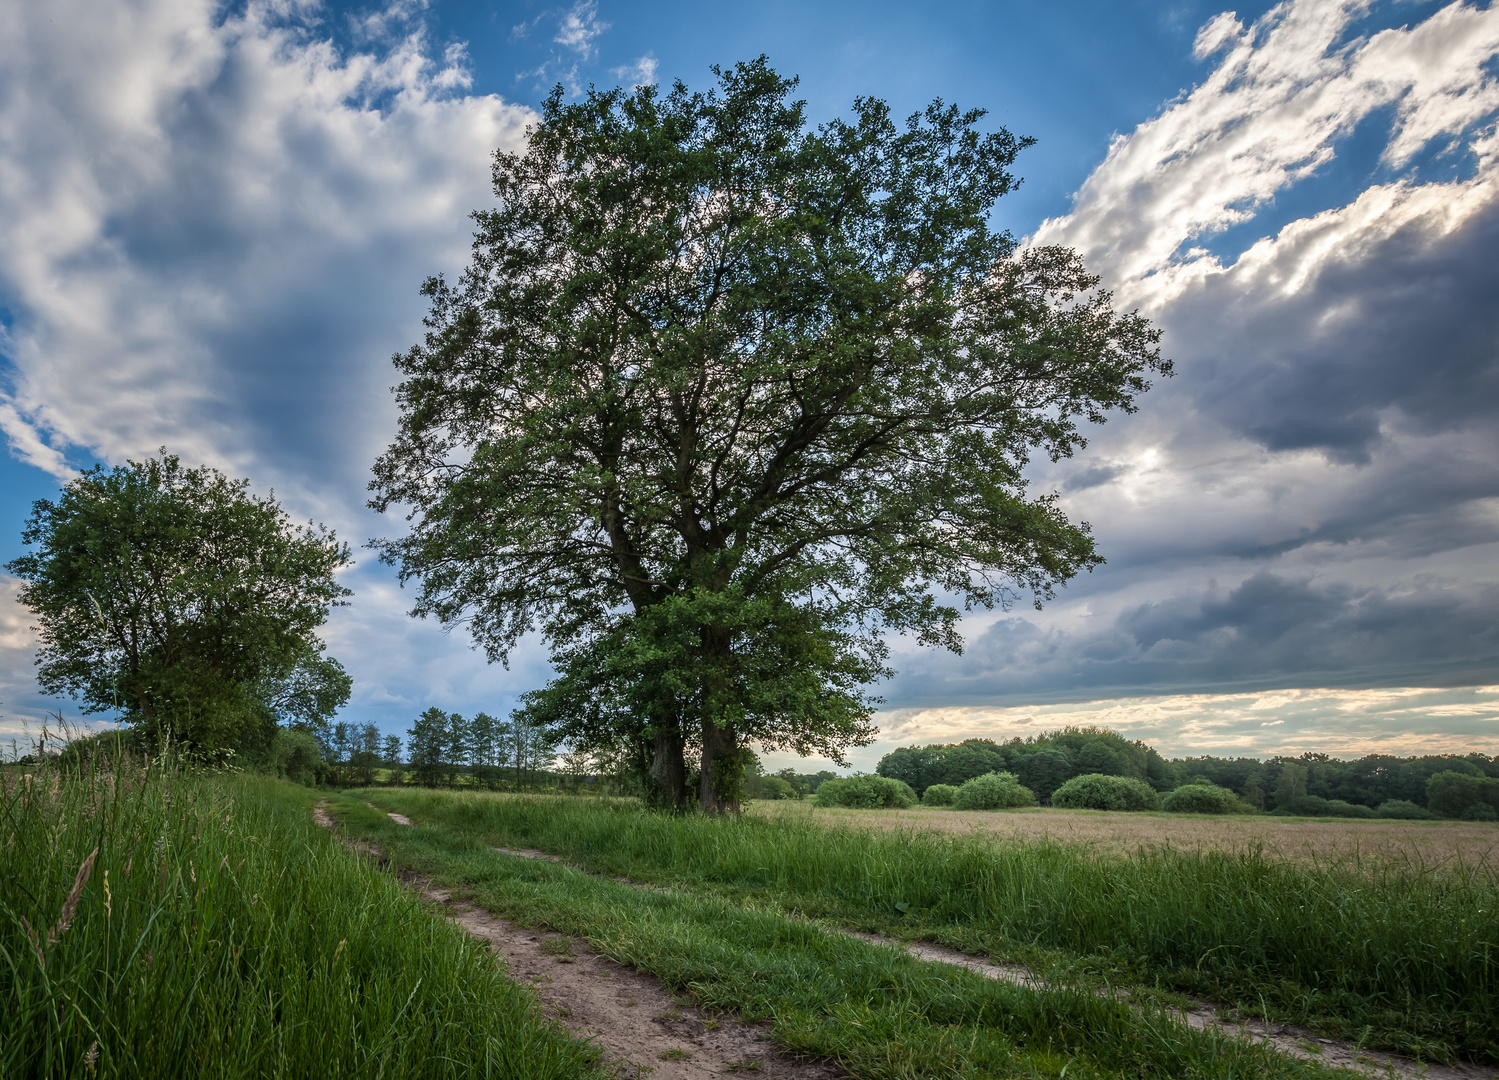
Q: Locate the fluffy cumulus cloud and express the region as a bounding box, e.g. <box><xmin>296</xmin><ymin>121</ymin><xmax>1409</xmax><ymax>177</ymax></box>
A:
<box><xmin>0</xmin><ymin>0</ymin><xmax>533</xmax><ymax>736</ymax></box>
<box><xmin>0</xmin><ymin>0</ymin><xmax>531</xmax><ymax>501</ymax></box>
<box><xmin>875</xmin><ymin>0</ymin><xmax>1499</xmax><ymax>746</ymax></box>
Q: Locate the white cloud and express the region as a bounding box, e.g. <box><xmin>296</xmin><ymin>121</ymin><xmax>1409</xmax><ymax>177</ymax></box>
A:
<box><xmin>611</xmin><ymin>53</ymin><xmax>659</xmax><ymax>89</ymax></box>
<box><xmin>1033</xmin><ymin>0</ymin><xmax>1499</xmax><ymax>309</ymax></box>
<box><xmin>555</xmin><ymin>1</ymin><xmax>608</xmax><ymax>60</ymax></box>
<box><xmin>0</xmin><ymin>0</ymin><xmax>532</xmax><ymax>516</ymax></box>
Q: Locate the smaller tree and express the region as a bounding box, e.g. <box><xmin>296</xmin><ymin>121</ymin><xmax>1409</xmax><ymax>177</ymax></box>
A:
<box><xmin>7</xmin><ymin>452</ymin><xmax>351</xmax><ymax>751</ymax></box>
<box><xmin>408</xmin><ymin>707</ymin><xmax>448</xmax><ymax>787</ymax></box>
<box><xmin>381</xmin><ymin>734</ymin><xmax>403</xmax><ymax>785</ymax></box>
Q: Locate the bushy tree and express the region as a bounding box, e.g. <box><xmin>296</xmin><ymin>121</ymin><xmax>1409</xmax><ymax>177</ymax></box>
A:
<box><xmin>921</xmin><ymin>783</ymin><xmax>958</xmax><ymax>806</ymax></box>
<box><xmin>952</xmin><ymin>771</ymin><xmax>1036</xmax><ymax>810</ymax></box>
<box><xmin>1018</xmin><ymin>749</ymin><xmax>1074</xmax><ymax>803</ymax></box>
<box><xmin>1427</xmin><ymin>771</ymin><xmax>1499</xmax><ymax>819</ymax></box>
<box><xmin>368</xmin><ymin>60</ymin><xmax>1167</xmax><ymax>814</ymax></box>
<box><xmin>1162</xmin><ymin>783</ymin><xmax>1239</xmax><ymax>815</ymax></box>
<box><xmin>7</xmin><ymin>452</ymin><xmax>351</xmax><ymax>752</ymax></box>
<box><xmin>813</xmin><ymin>776</ymin><xmax>917</xmax><ymax>809</ymax></box>
<box><xmin>1051</xmin><ymin>773</ymin><xmax>1160</xmax><ymax>812</ymax></box>
<box><xmin>1375</xmin><ymin>799</ymin><xmax>1432</xmax><ymax>820</ymax></box>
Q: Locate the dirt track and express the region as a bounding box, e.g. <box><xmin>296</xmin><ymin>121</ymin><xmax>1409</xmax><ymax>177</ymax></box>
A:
<box><xmin>321</xmin><ymin>801</ymin><xmax>1499</xmax><ymax>1080</ymax></box>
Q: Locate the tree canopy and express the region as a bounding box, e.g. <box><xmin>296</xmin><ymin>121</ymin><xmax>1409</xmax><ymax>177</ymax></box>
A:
<box><xmin>369</xmin><ymin>59</ymin><xmax>1167</xmax><ymax>812</ymax></box>
<box><xmin>8</xmin><ymin>451</ymin><xmax>352</xmax><ymax>751</ymax></box>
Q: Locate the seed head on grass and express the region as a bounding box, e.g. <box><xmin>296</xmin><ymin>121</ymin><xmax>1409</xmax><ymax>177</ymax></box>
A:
<box><xmin>49</xmin><ymin>846</ymin><xmax>99</xmax><ymax>944</ymax></box>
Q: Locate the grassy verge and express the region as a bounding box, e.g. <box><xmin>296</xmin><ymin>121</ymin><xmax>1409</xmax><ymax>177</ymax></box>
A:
<box><xmin>0</xmin><ymin>760</ymin><xmax>606</xmax><ymax>1079</ymax></box>
<box><xmin>357</xmin><ymin>787</ymin><xmax>1499</xmax><ymax>1065</ymax></box>
<box><xmin>328</xmin><ymin>793</ymin><xmax>1371</xmax><ymax>1080</ymax></box>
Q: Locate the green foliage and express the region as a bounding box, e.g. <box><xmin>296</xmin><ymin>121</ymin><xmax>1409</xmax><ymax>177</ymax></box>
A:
<box><xmin>1162</xmin><ymin>784</ymin><xmax>1239</xmax><ymax>815</ymax></box>
<box><xmin>272</xmin><ymin>726</ymin><xmax>325</xmax><ymax>786</ymax></box>
<box><xmin>358</xmin><ymin>789</ymin><xmax>1499</xmax><ymax>1064</ymax></box>
<box><xmin>1429</xmin><ymin>771</ymin><xmax>1499</xmax><ymax>819</ymax></box>
<box><xmin>920</xmin><ymin>783</ymin><xmax>958</xmax><ymax>806</ymax></box>
<box><xmin>1376</xmin><ymin>799</ymin><xmax>1434</xmax><ymax>820</ymax></box>
<box><xmin>6</xmin><ymin>452</ymin><xmax>351</xmax><ymax>751</ymax></box>
<box><xmin>1052</xmin><ymin>773</ymin><xmax>1161</xmax><ymax>812</ymax></box>
<box><xmin>952</xmin><ymin>771</ymin><xmax>1037</xmax><ymax>810</ymax></box>
<box><xmin>813</xmin><ymin>775</ymin><xmax>917</xmax><ymax>809</ymax></box>
<box><xmin>369</xmin><ymin>60</ymin><xmax>1167</xmax><ymax>813</ymax></box>
<box><xmin>1018</xmin><ymin>748</ymin><xmax>1075</xmax><ymax>802</ymax></box>
<box><xmin>0</xmin><ymin>761</ymin><xmax>604</xmax><ymax>1078</ymax></box>
<box><xmin>1463</xmin><ymin>803</ymin><xmax>1498</xmax><ymax>822</ymax></box>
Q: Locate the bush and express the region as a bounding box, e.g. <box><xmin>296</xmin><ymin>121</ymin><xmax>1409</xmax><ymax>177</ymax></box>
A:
<box><xmin>813</xmin><ymin>775</ymin><xmax>917</xmax><ymax>809</ymax></box>
<box><xmin>921</xmin><ymin>783</ymin><xmax>959</xmax><ymax>806</ymax></box>
<box><xmin>274</xmin><ymin>727</ymin><xmax>326</xmax><ymax>786</ymax></box>
<box><xmin>952</xmin><ymin>772</ymin><xmax>1037</xmax><ymax>810</ymax></box>
<box><xmin>1052</xmin><ymin>773</ymin><xmax>1160</xmax><ymax>812</ymax></box>
<box><xmin>1376</xmin><ymin>799</ymin><xmax>1434</xmax><ymax>820</ymax></box>
<box><xmin>1462</xmin><ymin>802</ymin><xmax>1498</xmax><ymax>822</ymax></box>
<box><xmin>1162</xmin><ymin>783</ymin><xmax>1238</xmax><ymax>814</ymax></box>
<box><xmin>753</xmin><ymin>775</ymin><xmax>799</xmax><ymax>800</ymax></box>
<box><xmin>1324</xmin><ymin>799</ymin><xmax>1376</xmax><ymax>819</ymax></box>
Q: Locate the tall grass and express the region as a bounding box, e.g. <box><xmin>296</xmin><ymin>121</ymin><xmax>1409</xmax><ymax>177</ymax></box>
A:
<box><xmin>329</xmin><ymin>794</ymin><xmax>1351</xmax><ymax>1080</ymax></box>
<box><xmin>0</xmin><ymin>757</ymin><xmax>604</xmax><ymax>1079</ymax></box>
<box><xmin>365</xmin><ymin>788</ymin><xmax>1499</xmax><ymax>1064</ymax></box>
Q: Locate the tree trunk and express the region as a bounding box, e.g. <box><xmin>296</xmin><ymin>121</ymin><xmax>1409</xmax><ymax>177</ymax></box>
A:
<box><xmin>646</xmin><ymin>718</ymin><xmax>688</xmax><ymax>810</ymax></box>
<box><xmin>698</xmin><ymin>715</ymin><xmax>741</xmax><ymax>815</ymax></box>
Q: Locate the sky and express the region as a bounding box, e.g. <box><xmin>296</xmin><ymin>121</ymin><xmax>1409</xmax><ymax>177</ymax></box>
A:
<box><xmin>1</xmin><ymin>0</ymin><xmax>1496</xmax><ymax>769</ymax></box>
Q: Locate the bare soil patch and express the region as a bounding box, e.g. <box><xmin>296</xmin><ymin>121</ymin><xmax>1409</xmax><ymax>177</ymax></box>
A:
<box><xmin>752</xmin><ymin>801</ymin><xmax>1499</xmax><ymax>870</ymax></box>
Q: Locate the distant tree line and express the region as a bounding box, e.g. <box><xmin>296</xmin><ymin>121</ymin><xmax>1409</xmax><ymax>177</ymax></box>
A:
<box><xmin>875</xmin><ymin>727</ymin><xmax>1499</xmax><ymax>819</ymax></box>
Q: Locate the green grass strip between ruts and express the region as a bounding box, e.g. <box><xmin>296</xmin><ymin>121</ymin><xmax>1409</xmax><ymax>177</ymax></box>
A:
<box><xmin>329</xmin><ymin>792</ymin><xmax>1362</xmax><ymax>1080</ymax></box>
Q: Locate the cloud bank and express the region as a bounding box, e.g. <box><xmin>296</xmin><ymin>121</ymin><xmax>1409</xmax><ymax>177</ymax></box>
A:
<box><xmin>884</xmin><ymin>0</ymin><xmax>1499</xmax><ymax>738</ymax></box>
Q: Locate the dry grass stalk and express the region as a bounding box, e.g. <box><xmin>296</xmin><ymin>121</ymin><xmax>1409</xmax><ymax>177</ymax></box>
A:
<box><xmin>49</xmin><ymin>846</ymin><xmax>99</xmax><ymax>945</ymax></box>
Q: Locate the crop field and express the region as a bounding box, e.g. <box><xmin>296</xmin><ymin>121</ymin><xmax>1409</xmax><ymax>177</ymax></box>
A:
<box><xmin>750</xmin><ymin>800</ymin><xmax>1499</xmax><ymax>869</ymax></box>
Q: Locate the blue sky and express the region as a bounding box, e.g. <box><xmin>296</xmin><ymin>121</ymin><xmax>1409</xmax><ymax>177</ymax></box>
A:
<box><xmin>1</xmin><ymin>0</ymin><xmax>1497</xmax><ymax>767</ymax></box>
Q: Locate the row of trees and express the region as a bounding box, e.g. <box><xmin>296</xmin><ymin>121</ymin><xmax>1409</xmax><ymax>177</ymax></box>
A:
<box><xmin>404</xmin><ymin>708</ymin><xmax>560</xmax><ymax>789</ymax></box>
<box><xmin>875</xmin><ymin>727</ymin><xmax>1499</xmax><ymax>813</ymax></box>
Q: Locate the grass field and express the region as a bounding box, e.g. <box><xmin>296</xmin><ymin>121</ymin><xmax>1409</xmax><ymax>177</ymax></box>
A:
<box><xmin>749</xmin><ymin>800</ymin><xmax>1499</xmax><ymax>869</ymax></box>
<box><xmin>351</xmin><ymin>787</ymin><xmax>1499</xmax><ymax>1067</ymax></box>
<box><xmin>327</xmin><ymin>790</ymin><xmax>1368</xmax><ymax>1080</ymax></box>
<box><xmin>0</xmin><ymin>759</ymin><xmax>606</xmax><ymax>1079</ymax></box>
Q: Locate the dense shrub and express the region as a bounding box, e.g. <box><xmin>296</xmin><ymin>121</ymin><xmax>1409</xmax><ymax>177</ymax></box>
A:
<box><xmin>1275</xmin><ymin>795</ymin><xmax>1377</xmax><ymax>818</ymax></box>
<box><xmin>1162</xmin><ymin>783</ymin><xmax>1238</xmax><ymax>814</ymax></box>
<box><xmin>752</xmin><ymin>775</ymin><xmax>800</xmax><ymax>800</ymax></box>
<box><xmin>921</xmin><ymin>783</ymin><xmax>959</xmax><ymax>806</ymax></box>
<box><xmin>952</xmin><ymin>772</ymin><xmax>1036</xmax><ymax>810</ymax></box>
<box><xmin>1052</xmin><ymin>773</ymin><xmax>1160</xmax><ymax>811</ymax></box>
<box><xmin>1462</xmin><ymin>802</ymin><xmax>1499</xmax><ymax>822</ymax></box>
<box><xmin>813</xmin><ymin>775</ymin><xmax>917</xmax><ymax>809</ymax></box>
<box><xmin>1376</xmin><ymin>799</ymin><xmax>1434</xmax><ymax>820</ymax></box>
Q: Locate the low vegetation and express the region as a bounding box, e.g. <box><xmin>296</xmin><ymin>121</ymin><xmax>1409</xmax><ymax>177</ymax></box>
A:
<box><xmin>357</xmin><ymin>786</ymin><xmax>1499</xmax><ymax>1065</ymax></box>
<box><xmin>0</xmin><ymin>753</ymin><xmax>604</xmax><ymax>1079</ymax></box>
<box><xmin>1051</xmin><ymin>773</ymin><xmax>1161</xmax><ymax>811</ymax></box>
<box><xmin>952</xmin><ymin>770</ymin><xmax>1036</xmax><ymax>810</ymax></box>
<box><xmin>812</xmin><ymin>775</ymin><xmax>916</xmax><ymax>809</ymax></box>
<box><xmin>332</xmin><ymin>791</ymin><xmax>1356</xmax><ymax>1080</ymax></box>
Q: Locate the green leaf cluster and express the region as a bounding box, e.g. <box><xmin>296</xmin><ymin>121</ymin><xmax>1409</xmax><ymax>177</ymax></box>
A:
<box><xmin>7</xmin><ymin>452</ymin><xmax>352</xmax><ymax>751</ymax></box>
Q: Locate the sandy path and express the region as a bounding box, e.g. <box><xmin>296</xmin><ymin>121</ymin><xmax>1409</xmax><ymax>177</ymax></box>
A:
<box><xmin>319</xmin><ymin>802</ymin><xmax>843</xmax><ymax>1079</ymax></box>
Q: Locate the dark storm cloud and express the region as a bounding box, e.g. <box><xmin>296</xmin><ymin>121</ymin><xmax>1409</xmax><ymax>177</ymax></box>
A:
<box><xmin>1174</xmin><ymin>199</ymin><xmax>1499</xmax><ymax>465</ymax></box>
<box><xmin>887</xmin><ymin>572</ymin><xmax>1499</xmax><ymax>707</ymax></box>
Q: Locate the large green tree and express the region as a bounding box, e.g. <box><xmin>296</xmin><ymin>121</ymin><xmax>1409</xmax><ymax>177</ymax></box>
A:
<box><xmin>369</xmin><ymin>60</ymin><xmax>1167</xmax><ymax>813</ymax></box>
<box><xmin>8</xmin><ymin>452</ymin><xmax>352</xmax><ymax>751</ymax></box>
